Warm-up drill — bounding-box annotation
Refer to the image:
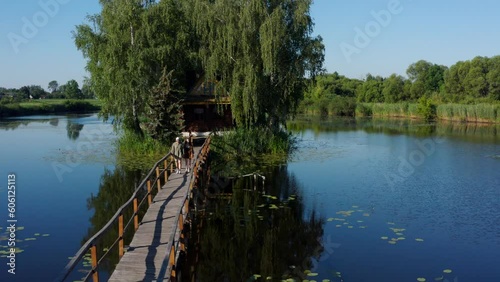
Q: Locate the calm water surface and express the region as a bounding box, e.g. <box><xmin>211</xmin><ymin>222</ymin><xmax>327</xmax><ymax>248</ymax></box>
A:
<box><xmin>0</xmin><ymin>114</ymin><xmax>119</xmax><ymax>282</ymax></box>
<box><xmin>288</xmin><ymin>118</ymin><xmax>500</xmax><ymax>282</ymax></box>
<box><xmin>1</xmin><ymin>115</ymin><xmax>499</xmax><ymax>282</ymax></box>
<box><xmin>194</xmin><ymin>118</ymin><xmax>500</xmax><ymax>282</ymax></box>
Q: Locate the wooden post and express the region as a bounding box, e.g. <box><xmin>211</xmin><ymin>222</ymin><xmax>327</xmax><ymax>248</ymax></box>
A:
<box><xmin>156</xmin><ymin>167</ymin><xmax>161</xmax><ymax>191</ymax></box>
<box><xmin>170</xmin><ymin>155</ymin><xmax>174</xmax><ymax>172</ymax></box>
<box><xmin>147</xmin><ymin>180</ymin><xmax>152</xmax><ymax>206</ymax></box>
<box><xmin>164</xmin><ymin>159</ymin><xmax>168</xmax><ymax>182</ymax></box>
<box><xmin>91</xmin><ymin>245</ymin><xmax>99</xmax><ymax>282</ymax></box>
<box><xmin>133</xmin><ymin>198</ymin><xmax>139</xmax><ymax>231</ymax></box>
<box><xmin>118</xmin><ymin>214</ymin><xmax>124</xmax><ymax>258</ymax></box>
<box><xmin>179</xmin><ymin>213</ymin><xmax>185</xmax><ymax>252</ymax></box>
<box><xmin>169</xmin><ymin>247</ymin><xmax>176</xmax><ymax>279</ymax></box>
<box><xmin>184</xmin><ymin>198</ymin><xmax>189</xmax><ymax>215</ymax></box>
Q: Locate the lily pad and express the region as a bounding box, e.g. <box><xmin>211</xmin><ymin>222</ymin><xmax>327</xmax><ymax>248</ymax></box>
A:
<box><xmin>417</xmin><ymin>278</ymin><xmax>426</xmax><ymax>282</ymax></box>
<box><xmin>307</xmin><ymin>273</ymin><xmax>318</xmax><ymax>277</ymax></box>
<box><xmin>443</xmin><ymin>269</ymin><xmax>452</xmax><ymax>274</ymax></box>
<box><xmin>380</xmin><ymin>236</ymin><xmax>389</xmax><ymax>240</ymax></box>
<box><xmin>415</xmin><ymin>238</ymin><xmax>424</xmax><ymax>242</ymax></box>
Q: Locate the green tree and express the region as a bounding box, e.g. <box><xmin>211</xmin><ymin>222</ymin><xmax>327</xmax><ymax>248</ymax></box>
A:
<box><xmin>463</xmin><ymin>56</ymin><xmax>489</xmax><ymax>98</ymax></box>
<box><xmin>145</xmin><ymin>68</ymin><xmax>184</xmax><ymax>142</ymax></box>
<box><xmin>382</xmin><ymin>74</ymin><xmax>405</xmax><ymax>102</ymax></box>
<box><xmin>28</xmin><ymin>85</ymin><xmax>47</xmax><ymax>99</ymax></box>
<box><xmin>487</xmin><ymin>56</ymin><xmax>500</xmax><ymax>100</ymax></box>
<box><xmin>74</xmin><ymin>0</ymin><xmax>196</xmax><ymax>136</ymax></box>
<box><xmin>184</xmin><ymin>0</ymin><xmax>324</xmax><ymax>129</ymax></box>
<box><xmin>63</xmin><ymin>79</ymin><xmax>83</xmax><ymax>99</ymax></box>
<box><xmin>48</xmin><ymin>80</ymin><xmax>58</xmax><ymax>93</ymax></box>
<box><xmin>407</xmin><ymin>60</ymin><xmax>447</xmax><ymax>98</ymax></box>
<box><xmin>357</xmin><ymin>74</ymin><xmax>384</xmax><ymax>102</ymax></box>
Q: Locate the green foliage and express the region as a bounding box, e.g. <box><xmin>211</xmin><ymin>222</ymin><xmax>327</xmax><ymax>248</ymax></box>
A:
<box><xmin>211</xmin><ymin>127</ymin><xmax>295</xmax><ymax>174</ymax></box>
<box><xmin>328</xmin><ymin>96</ymin><xmax>357</xmax><ymax>116</ymax></box>
<box><xmin>185</xmin><ymin>0</ymin><xmax>324</xmax><ymax>128</ymax></box>
<box><xmin>144</xmin><ymin>68</ymin><xmax>184</xmax><ymax>143</ymax></box>
<box><xmin>357</xmin><ymin>74</ymin><xmax>384</xmax><ymax>102</ymax></box>
<box><xmin>407</xmin><ymin>60</ymin><xmax>447</xmax><ymax>98</ymax></box>
<box><xmin>444</xmin><ymin>56</ymin><xmax>500</xmax><ymax>101</ymax></box>
<box><xmin>436</xmin><ymin>103</ymin><xmax>498</xmax><ymax>122</ymax></box>
<box><xmin>0</xmin><ymin>99</ymin><xmax>100</xmax><ymax>117</ymax></box>
<box><xmin>355</xmin><ymin>103</ymin><xmax>372</xmax><ymax>117</ymax></box>
<box><xmin>383</xmin><ymin>74</ymin><xmax>406</xmax><ymax>102</ymax></box>
<box><xmin>74</xmin><ymin>0</ymin><xmax>197</xmax><ymax>135</ymax></box>
<box><xmin>416</xmin><ymin>97</ymin><xmax>436</xmax><ymax>121</ymax></box>
<box><xmin>48</xmin><ymin>80</ymin><xmax>58</xmax><ymax>93</ymax></box>
<box><xmin>116</xmin><ymin>130</ymin><xmax>169</xmax><ymax>170</ymax></box>
<box><xmin>370</xmin><ymin>103</ymin><xmax>408</xmax><ymax>117</ymax></box>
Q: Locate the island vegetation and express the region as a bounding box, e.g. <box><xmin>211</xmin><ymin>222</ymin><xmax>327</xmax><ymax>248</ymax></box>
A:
<box><xmin>72</xmin><ymin>0</ymin><xmax>324</xmax><ymax>167</ymax></box>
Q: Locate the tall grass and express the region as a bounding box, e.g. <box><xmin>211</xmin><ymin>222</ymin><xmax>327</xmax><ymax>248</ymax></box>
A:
<box><xmin>299</xmin><ymin>96</ymin><xmax>356</xmax><ymax>117</ymax></box>
<box><xmin>436</xmin><ymin>104</ymin><xmax>497</xmax><ymax>123</ymax></box>
<box><xmin>211</xmin><ymin>127</ymin><xmax>295</xmax><ymax>174</ymax></box>
<box><xmin>355</xmin><ymin>103</ymin><xmax>372</xmax><ymax>117</ymax></box>
<box><xmin>116</xmin><ymin>131</ymin><xmax>170</xmax><ymax>170</ymax></box>
<box><xmin>376</xmin><ymin>103</ymin><xmax>408</xmax><ymax>117</ymax></box>
<box><xmin>408</xmin><ymin>103</ymin><xmax>419</xmax><ymax>118</ymax></box>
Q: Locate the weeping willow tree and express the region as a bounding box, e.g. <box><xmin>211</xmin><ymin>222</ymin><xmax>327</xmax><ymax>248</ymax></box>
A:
<box><xmin>184</xmin><ymin>0</ymin><xmax>324</xmax><ymax>129</ymax></box>
<box><xmin>74</xmin><ymin>0</ymin><xmax>197</xmax><ymax>136</ymax></box>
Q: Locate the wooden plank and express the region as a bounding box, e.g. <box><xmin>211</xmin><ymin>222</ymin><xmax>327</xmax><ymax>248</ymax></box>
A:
<box><xmin>108</xmin><ymin>146</ymin><xmax>202</xmax><ymax>282</ymax></box>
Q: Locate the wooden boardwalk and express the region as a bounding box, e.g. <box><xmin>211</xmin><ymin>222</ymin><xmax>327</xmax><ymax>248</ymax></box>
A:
<box><xmin>108</xmin><ymin>146</ymin><xmax>201</xmax><ymax>282</ymax></box>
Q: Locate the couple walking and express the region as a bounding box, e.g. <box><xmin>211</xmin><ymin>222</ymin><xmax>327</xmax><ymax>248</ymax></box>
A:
<box><xmin>170</xmin><ymin>136</ymin><xmax>193</xmax><ymax>174</ymax></box>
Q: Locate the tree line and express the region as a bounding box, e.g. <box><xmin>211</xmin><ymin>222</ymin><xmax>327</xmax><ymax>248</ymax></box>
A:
<box><xmin>304</xmin><ymin>56</ymin><xmax>500</xmax><ymax>107</ymax></box>
<box><xmin>0</xmin><ymin>79</ymin><xmax>95</xmax><ymax>102</ymax></box>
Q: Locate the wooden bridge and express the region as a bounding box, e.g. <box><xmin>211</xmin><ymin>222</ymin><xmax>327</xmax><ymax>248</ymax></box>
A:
<box><xmin>55</xmin><ymin>137</ymin><xmax>211</xmax><ymax>282</ymax></box>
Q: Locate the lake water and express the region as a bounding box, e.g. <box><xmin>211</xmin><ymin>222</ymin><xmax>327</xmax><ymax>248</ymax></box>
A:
<box><xmin>0</xmin><ymin>115</ymin><xmax>499</xmax><ymax>282</ymax></box>
<box><xmin>193</xmin><ymin>117</ymin><xmax>500</xmax><ymax>282</ymax></box>
<box><xmin>0</xmin><ymin>114</ymin><xmax>119</xmax><ymax>282</ymax></box>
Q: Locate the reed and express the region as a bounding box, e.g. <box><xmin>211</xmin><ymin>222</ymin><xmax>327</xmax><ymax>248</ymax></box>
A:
<box><xmin>370</xmin><ymin>103</ymin><xmax>408</xmax><ymax>117</ymax></box>
<box><xmin>436</xmin><ymin>104</ymin><xmax>497</xmax><ymax>123</ymax></box>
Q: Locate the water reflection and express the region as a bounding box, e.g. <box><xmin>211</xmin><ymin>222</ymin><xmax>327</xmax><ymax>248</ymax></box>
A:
<box><xmin>66</xmin><ymin>120</ymin><xmax>84</xmax><ymax>140</ymax></box>
<box><xmin>0</xmin><ymin>117</ymin><xmax>58</xmax><ymax>130</ymax></box>
<box><xmin>81</xmin><ymin>166</ymin><xmax>145</xmax><ymax>277</ymax></box>
<box><xmin>288</xmin><ymin>116</ymin><xmax>500</xmax><ymax>144</ymax></box>
<box><xmin>190</xmin><ymin>165</ymin><xmax>325</xmax><ymax>281</ymax></box>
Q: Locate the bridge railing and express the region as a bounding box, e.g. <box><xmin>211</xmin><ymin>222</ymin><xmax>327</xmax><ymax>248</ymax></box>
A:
<box><xmin>54</xmin><ymin>137</ymin><xmax>210</xmax><ymax>282</ymax></box>
<box><xmin>157</xmin><ymin>136</ymin><xmax>211</xmax><ymax>281</ymax></box>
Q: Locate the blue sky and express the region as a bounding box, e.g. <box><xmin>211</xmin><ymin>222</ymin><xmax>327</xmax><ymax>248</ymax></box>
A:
<box><xmin>1</xmin><ymin>0</ymin><xmax>500</xmax><ymax>89</ymax></box>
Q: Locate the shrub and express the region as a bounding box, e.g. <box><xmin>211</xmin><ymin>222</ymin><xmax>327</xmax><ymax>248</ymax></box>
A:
<box><xmin>416</xmin><ymin>97</ymin><xmax>436</xmax><ymax>121</ymax></box>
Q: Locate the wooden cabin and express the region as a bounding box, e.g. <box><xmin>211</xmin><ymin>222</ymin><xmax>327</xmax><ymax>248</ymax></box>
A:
<box><xmin>183</xmin><ymin>77</ymin><xmax>233</xmax><ymax>132</ymax></box>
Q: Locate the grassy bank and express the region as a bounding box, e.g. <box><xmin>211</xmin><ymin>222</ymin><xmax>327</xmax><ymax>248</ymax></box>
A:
<box><xmin>116</xmin><ymin>131</ymin><xmax>170</xmax><ymax>170</ymax></box>
<box><xmin>361</xmin><ymin>103</ymin><xmax>499</xmax><ymax>123</ymax></box>
<box><xmin>300</xmin><ymin>98</ymin><xmax>499</xmax><ymax>123</ymax></box>
<box><xmin>0</xmin><ymin>99</ymin><xmax>101</xmax><ymax>117</ymax></box>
